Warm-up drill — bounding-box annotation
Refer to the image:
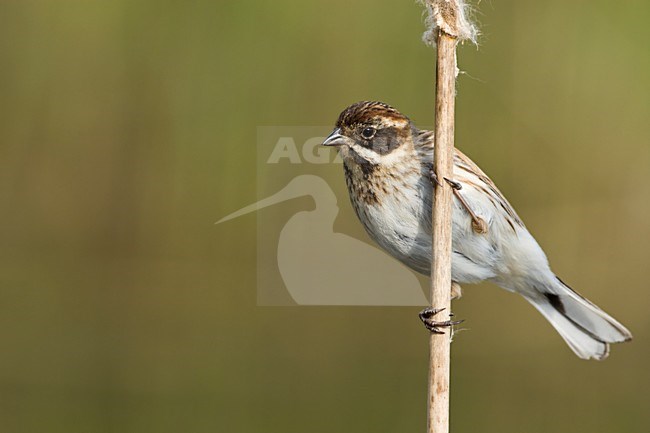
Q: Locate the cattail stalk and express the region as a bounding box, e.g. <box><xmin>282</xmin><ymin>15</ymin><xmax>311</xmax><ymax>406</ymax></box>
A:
<box><xmin>418</xmin><ymin>1</ymin><xmax>477</xmax><ymax>432</ymax></box>
<box><xmin>428</xmin><ymin>30</ymin><xmax>456</xmax><ymax>433</ymax></box>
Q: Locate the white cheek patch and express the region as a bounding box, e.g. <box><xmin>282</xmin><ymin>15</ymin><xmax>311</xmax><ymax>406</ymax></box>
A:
<box><xmin>346</xmin><ymin>140</ymin><xmax>411</xmax><ymax>166</ymax></box>
<box><xmin>348</xmin><ymin>142</ymin><xmax>382</xmax><ymax>164</ymax></box>
<box><xmin>378</xmin><ymin>145</ymin><xmax>410</xmax><ymax>165</ymax></box>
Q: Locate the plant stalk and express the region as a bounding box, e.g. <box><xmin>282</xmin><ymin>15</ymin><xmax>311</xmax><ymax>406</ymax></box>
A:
<box><xmin>428</xmin><ymin>29</ymin><xmax>458</xmax><ymax>433</ymax></box>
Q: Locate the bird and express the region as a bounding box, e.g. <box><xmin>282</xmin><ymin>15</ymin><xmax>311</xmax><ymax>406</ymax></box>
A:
<box><xmin>322</xmin><ymin>100</ymin><xmax>632</xmax><ymax>360</ymax></box>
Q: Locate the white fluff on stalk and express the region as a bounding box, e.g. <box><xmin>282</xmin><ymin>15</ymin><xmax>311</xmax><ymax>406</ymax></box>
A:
<box><xmin>419</xmin><ymin>0</ymin><xmax>478</xmax><ymax>45</ymax></box>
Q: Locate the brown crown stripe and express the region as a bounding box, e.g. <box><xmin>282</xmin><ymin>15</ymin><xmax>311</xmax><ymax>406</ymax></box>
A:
<box><xmin>336</xmin><ymin>101</ymin><xmax>409</xmax><ymax>127</ymax></box>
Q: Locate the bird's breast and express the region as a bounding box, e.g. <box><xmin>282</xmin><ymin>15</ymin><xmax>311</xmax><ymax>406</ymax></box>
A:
<box><xmin>345</xmin><ymin>165</ymin><xmax>433</xmax><ymax>274</ymax></box>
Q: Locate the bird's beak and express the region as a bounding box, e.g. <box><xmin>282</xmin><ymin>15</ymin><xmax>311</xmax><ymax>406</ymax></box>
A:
<box><xmin>322</xmin><ymin>128</ymin><xmax>347</xmax><ymax>147</ymax></box>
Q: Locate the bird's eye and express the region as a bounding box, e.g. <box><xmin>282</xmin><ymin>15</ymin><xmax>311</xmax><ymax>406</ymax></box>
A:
<box><xmin>361</xmin><ymin>127</ymin><xmax>376</xmax><ymax>139</ymax></box>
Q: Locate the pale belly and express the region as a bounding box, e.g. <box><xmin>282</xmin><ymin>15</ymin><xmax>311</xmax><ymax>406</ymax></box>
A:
<box><xmin>353</xmin><ymin>178</ymin><xmax>500</xmax><ymax>284</ymax></box>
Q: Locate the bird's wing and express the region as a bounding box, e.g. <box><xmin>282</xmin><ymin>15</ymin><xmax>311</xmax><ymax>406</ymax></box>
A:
<box><xmin>452</xmin><ymin>149</ymin><xmax>525</xmax><ymax>231</ymax></box>
<box><xmin>415</xmin><ymin>129</ymin><xmax>524</xmax><ymax>232</ymax></box>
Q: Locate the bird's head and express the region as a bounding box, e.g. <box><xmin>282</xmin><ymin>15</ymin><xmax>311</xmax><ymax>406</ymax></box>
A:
<box><xmin>322</xmin><ymin>101</ymin><xmax>416</xmax><ymax>167</ymax></box>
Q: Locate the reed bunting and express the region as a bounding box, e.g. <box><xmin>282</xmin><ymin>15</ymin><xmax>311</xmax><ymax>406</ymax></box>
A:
<box><xmin>322</xmin><ymin>101</ymin><xmax>632</xmax><ymax>360</ymax></box>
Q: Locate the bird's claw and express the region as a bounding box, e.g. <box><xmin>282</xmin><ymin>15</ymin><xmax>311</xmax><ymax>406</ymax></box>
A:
<box><xmin>429</xmin><ymin>168</ymin><xmax>442</xmax><ymax>187</ymax></box>
<box><xmin>445</xmin><ymin>178</ymin><xmax>462</xmax><ymax>190</ymax></box>
<box><xmin>429</xmin><ymin>168</ymin><xmax>487</xmax><ymax>235</ymax></box>
<box><xmin>419</xmin><ymin>307</ymin><xmax>464</xmax><ymax>334</ymax></box>
<box><xmin>428</xmin><ymin>168</ymin><xmax>462</xmax><ymax>190</ymax></box>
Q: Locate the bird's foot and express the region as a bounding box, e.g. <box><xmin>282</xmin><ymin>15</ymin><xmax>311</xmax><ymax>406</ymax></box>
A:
<box><xmin>419</xmin><ymin>307</ymin><xmax>464</xmax><ymax>334</ymax></box>
<box><xmin>445</xmin><ymin>178</ymin><xmax>462</xmax><ymax>190</ymax></box>
<box><xmin>428</xmin><ymin>168</ymin><xmax>460</xmax><ymax>190</ymax></box>
<box><xmin>429</xmin><ymin>168</ymin><xmax>488</xmax><ymax>234</ymax></box>
<box><xmin>429</xmin><ymin>168</ymin><xmax>442</xmax><ymax>187</ymax></box>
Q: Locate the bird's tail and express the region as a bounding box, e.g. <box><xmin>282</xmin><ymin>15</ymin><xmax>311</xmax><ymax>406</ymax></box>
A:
<box><xmin>524</xmin><ymin>276</ymin><xmax>632</xmax><ymax>360</ymax></box>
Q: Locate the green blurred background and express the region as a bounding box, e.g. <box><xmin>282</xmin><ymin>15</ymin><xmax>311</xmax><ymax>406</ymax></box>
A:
<box><xmin>1</xmin><ymin>1</ymin><xmax>648</xmax><ymax>432</ymax></box>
